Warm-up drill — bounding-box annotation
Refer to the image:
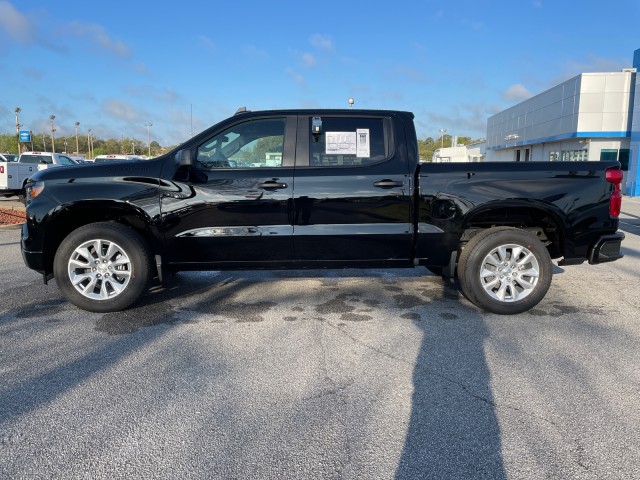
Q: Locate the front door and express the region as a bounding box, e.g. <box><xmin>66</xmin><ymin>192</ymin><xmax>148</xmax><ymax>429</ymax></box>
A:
<box><xmin>161</xmin><ymin>115</ymin><xmax>296</xmax><ymax>267</ymax></box>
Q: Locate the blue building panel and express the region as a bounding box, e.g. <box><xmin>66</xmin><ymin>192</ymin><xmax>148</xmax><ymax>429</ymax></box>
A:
<box><xmin>629</xmin><ymin>48</ymin><xmax>640</xmax><ymax>197</ymax></box>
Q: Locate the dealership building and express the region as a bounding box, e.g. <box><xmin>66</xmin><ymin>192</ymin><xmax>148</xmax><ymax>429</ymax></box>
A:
<box><xmin>483</xmin><ymin>47</ymin><xmax>640</xmax><ymax>196</ymax></box>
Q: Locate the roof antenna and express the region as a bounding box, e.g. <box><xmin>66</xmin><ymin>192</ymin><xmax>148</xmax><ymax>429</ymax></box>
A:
<box><xmin>235</xmin><ymin>106</ymin><xmax>247</xmax><ymax>115</ymax></box>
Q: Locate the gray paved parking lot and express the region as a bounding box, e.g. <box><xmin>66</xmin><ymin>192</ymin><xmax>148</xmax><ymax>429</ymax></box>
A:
<box><xmin>1</xmin><ymin>197</ymin><xmax>639</xmax><ymax>479</ymax></box>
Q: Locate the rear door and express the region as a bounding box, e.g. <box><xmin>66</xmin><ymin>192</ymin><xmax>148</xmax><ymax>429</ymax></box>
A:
<box><xmin>291</xmin><ymin>113</ymin><xmax>413</xmax><ymax>264</ymax></box>
<box><xmin>161</xmin><ymin>115</ymin><xmax>297</xmax><ymax>266</ymax></box>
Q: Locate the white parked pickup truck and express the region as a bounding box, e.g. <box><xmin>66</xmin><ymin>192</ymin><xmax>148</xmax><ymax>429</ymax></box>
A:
<box><xmin>1</xmin><ymin>151</ymin><xmax>79</xmax><ymax>199</ymax></box>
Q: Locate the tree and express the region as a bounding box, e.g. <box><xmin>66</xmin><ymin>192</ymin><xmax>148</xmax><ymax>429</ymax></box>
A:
<box><xmin>250</xmin><ymin>136</ymin><xmax>283</xmax><ymax>163</ymax></box>
<box><xmin>0</xmin><ymin>133</ymin><xmax>18</xmax><ymax>153</ymax></box>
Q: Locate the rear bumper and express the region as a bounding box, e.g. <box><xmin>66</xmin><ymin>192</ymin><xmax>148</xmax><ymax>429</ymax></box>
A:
<box><xmin>588</xmin><ymin>232</ymin><xmax>625</xmax><ymax>264</ymax></box>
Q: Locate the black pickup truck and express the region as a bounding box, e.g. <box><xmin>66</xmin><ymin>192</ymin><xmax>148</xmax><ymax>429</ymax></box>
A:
<box><xmin>21</xmin><ymin>109</ymin><xmax>625</xmax><ymax>314</ymax></box>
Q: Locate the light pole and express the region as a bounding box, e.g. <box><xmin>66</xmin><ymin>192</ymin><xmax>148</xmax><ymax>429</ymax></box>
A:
<box><xmin>131</xmin><ymin>142</ymin><xmax>135</xmax><ymax>155</ymax></box>
<box><xmin>14</xmin><ymin>107</ymin><xmax>22</xmax><ymax>155</ymax></box>
<box><xmin>49</xmin><ymin>115</ymin><xmax>56</xmax><ymax>153</ymax></box>
<box><xmin>87</xmin><ymin>129</ymin><xmax>92</xmax><ymax>159</ymax></box>
<box><xmin>145</xmin><ymin>122</ymin><xmax>153</xmax><ymax>157</ymax></box>
<box><xmin>439</xmin><ymin>128</ymin><xmax>447</xmax><ymax>149</ymax></box>
<box><xmin>75</xmin><ymin>121</ymin><xmax>80</xmax><ymax>154</ymax></box>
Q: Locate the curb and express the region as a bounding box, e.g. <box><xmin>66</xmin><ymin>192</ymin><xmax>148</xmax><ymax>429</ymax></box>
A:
<box><xmin>0</xmin><ymin>223</ymin><xmax>23</xmax><ymax>230</ymax></box>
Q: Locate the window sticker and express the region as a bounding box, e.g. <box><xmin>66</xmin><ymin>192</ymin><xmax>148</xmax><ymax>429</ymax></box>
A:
<box><xmin>325</xmin><ymin>130</ymin><xmax>371</xmax><ymax>157</ymax></box>
<box><xmin>356</xmin><ymin>129</ymin><xmax>370</xmax><ymax>158</ymax></box>
<box><xmin>326</xmin><ymin>131</ymin><xmax>357</xmax><ymax>155</ymax></box>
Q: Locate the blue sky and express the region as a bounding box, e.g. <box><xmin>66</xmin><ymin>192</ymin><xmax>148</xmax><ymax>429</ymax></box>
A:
<box><xmin>0</xmin><ymin>0</ymin><xmax>638</xmax><ymax>148</ymax></box>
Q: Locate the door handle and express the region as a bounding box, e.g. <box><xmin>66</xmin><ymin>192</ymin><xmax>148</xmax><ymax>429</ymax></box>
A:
<box><xmin>374</xmin><ymin>179</ymin><xmax>404</xmax><ymax>188</ymax></box>
<box><xmin>258</xmin><ymin>181</ymin><xmax>288</xmax><ymax>190</ymax></box>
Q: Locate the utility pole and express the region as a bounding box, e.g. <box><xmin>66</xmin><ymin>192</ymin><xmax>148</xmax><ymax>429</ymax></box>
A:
<box><xmin>145</xmin><ymin>122</ymin><xmax>153</xmax><ymax>157</ymax></box>
<box><xmin>439</xmin><ymin>128</ymin><xmax>447</xmax><ymax>149</ymax></box>
<box><xmin>14</xmin><ymin>107</ymin><xmax>22</xmax><ymax>155</ymax></box>
<box><xmin>49</xmin><ymin>115</ymin><xmax>56</xmax><ymax>153</ymax></box>
<box><xmin>75</xmin><ymin>121</ymin><xmax>80</xmax><ymax>154</ymax></box>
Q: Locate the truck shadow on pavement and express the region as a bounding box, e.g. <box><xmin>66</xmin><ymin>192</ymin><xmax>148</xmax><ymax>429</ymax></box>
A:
<box><xmin>1</xmin><ymin>270</ymin><xmax>507</xmax><ymax>477</ymax></box>
<box><xmin>94</xmin><ymin>269</ymin><xmax>508</xmax><ymax>477</ymax></box>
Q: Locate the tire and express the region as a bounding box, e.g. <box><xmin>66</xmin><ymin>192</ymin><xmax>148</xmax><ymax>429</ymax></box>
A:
<box><xmin>456</xmin><ymin>227</ymin><xmax>552</xmax><ymax>315</ymax></box>
<box><xmin>53</xmin><ymin>222</ymin><xmax>153</xmax><ymax>312</ymax></box>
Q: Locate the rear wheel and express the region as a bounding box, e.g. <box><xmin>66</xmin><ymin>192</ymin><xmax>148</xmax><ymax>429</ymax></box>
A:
<box><xmin>53</xmin><ymin>222</ymin><xmax>153</xmax><ymax>312</ymax></box>
<box><xmin>457</xmin><ymin>227</ymin><xmax>552</xmax><ymax>314</ymax></box>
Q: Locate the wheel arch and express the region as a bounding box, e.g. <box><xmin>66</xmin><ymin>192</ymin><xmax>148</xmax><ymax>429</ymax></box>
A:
<box><xmin>460</xmin><ymin>199</ymin><xmax>570</xmax><ymax>260</ymax></box>
<box><xmin>41</xmin><ymin>200</ymin><xmax>160</xmax><ymax>277</ymax></box>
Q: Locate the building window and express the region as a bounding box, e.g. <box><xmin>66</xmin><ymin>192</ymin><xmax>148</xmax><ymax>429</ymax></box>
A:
<box><xmin>549</xmin><ymin>151</ymin><xmax>559</xmax><ymax>161</ymax></box>
<box><xmin>618</xmin><ymin>149</ymin><xmax>630</xmax><ymax>171</ymax></box>
<box><xmin>561</xmin><ymin>150</ymin><xmax>588</xmax><ymax>161</ymax></box>
<box><xmin>600</xmin><ymin>149</ymin><xmax>618</xmax><ymax>162</ymax></box>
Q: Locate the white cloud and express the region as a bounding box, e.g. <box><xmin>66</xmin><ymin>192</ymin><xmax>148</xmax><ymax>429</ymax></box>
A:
<box><xmin>198</xmin><ymin>35</ymin><xmax>217</xmax><ymax>53</ymax></box>
<box><xmin>461</xmin><ymin>18</ymin><xmax>484</xmax><ymax>31</ymax></box>
<box><xmin>301</xmin><ymin>52</ymin><xmax>316</xmax><ymax>68</ymax></box>
<box><xmin>309</xmin><ymin>34</ymin><xmax>334</xmax><ymax>52</ymax></box>
<box><xmin>0</xmin><ymin>1</ymin><xmax>33</xmax><ymax>42</ymax></box>
<box><xmin>242</xmin><ymin>44</ymin><xmax>269</xmax><ymax>61</ymax></box>
<box><xmin>392</xmin><ymin>65</ymin><xmax>429</xmax><ymax>83</ymax></box>
<box><xmin>68</xmin><ymin>21</ymin><xmax>131</xmax><ymax>58</ymax></box>
<box><xmin>502</xmin><ymin>83</ymin><xmax>533</xmax><ymax>102</ymax></box>
<box><xmin>102</xmin><ymin>99</ymin><xmax>142</xmax><ymax>122</ymax></box>
<box><xmin>286</xmin><ymin>68</ymin><xmax>305</xmax><ymax>87</ymax></box>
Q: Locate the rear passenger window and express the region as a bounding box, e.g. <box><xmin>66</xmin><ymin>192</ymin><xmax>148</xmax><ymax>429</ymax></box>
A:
<box><xmin>309</xmin><ymin>117</ymin><xmax>388</xmax><ymax>167</ymax></box>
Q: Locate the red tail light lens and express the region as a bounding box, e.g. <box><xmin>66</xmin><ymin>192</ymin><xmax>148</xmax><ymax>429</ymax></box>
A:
<box><xmin>605</xmin><ymin>168</ymin><xmax>623</xmax><ymax>184</ymax></box>
<box><xmin>610</xmin><ymin>190</ymin><xmax>622</xmax><ymax>217</ymax></box>
<box><xmin>0</xmin><ymin>165</ymin><xmax>4</xmax><ymax>174</ymax></box>
<box><xmin>605</xmin><ymin>167</ymin><xmax>623</xmax><ymax>217</ymax></box>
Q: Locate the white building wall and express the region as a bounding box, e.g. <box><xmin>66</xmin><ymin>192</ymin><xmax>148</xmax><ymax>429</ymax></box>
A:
<box><xmin>577</xmin><ymin>73</ymin><xmax>634</xmax><ymax>132</ymax></box>
<box><xmin>486</xmin><ymin>71</ymin><xmax>634</xmax><ymax>164</ymax></box>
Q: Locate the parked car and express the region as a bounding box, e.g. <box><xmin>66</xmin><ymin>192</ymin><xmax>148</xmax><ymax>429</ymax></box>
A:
<box><xmin>92</xmin><ymin>154</ymin><xmax>142</xmax><ymax>163</ymax></box>
<box><xmin>1</xmin><ymin>151</ymin><xmax>79</xmax><ymax>199</ymax></box>
<box><xmin>21</xmin><ymin>109</ymin><xmax>625</xmax><ymax>314</ymax></box>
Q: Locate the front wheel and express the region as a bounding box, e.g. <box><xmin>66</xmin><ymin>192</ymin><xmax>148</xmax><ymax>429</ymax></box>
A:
<box><xmin>53</xmin><ymin>222</ymin><xmax>153</xmax><ymax>312</ymax></box>
<box><xmin>457</xmin><ymin>227</ymin><xmax>552</xmax><ymax>314</ymax></box>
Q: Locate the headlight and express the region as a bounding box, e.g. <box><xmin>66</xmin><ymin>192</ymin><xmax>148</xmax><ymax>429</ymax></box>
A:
<box><xmin>26</xmin><ymin>181</ymin><xmax>45</xmax><ymax>201</ymax></box>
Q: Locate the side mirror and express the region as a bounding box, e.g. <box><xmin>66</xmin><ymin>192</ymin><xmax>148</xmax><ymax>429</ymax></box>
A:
<box><xmin>175</xmin><ymin>148</ymin><xmax>193</xmax><ymax>166</ymax></box>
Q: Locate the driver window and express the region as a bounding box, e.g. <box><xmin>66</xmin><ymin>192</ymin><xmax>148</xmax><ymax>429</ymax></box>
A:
<box><xmin>196</xmin><ymin>118</ymin><xmax>285</xmax><ymax>170</ymax></box>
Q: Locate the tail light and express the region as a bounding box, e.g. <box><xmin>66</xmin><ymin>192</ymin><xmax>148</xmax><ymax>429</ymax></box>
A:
<box><xmin>605</xmin><ymin>168</ymin><xmax>623</xmax><ymax>217</ymax></box>
<box><xmin>0</xmin><ymin>165</ymin><xmax>4</xmax><ymax>173</ymax></box>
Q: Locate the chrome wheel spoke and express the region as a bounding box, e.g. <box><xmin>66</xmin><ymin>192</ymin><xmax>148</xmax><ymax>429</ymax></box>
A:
<box><xmin>479</xmin><ymin>242</ymin><xmax>540</xmax><ymax>303</ymax></box>
<box><xmin>67</xmin><ymin>238</ymin><xmax>132</xmax><ymax>301</ymax></box>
